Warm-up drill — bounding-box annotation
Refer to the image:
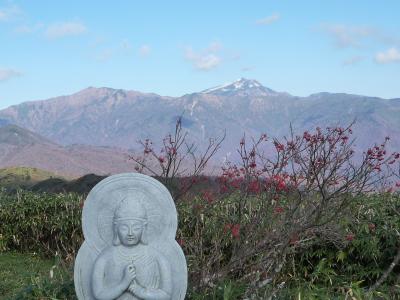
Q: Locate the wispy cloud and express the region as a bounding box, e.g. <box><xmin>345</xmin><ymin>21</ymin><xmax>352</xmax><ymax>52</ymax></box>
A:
<box><xmin>320</xmin><ymin>23</ymin><xmax>400</xmax><ymax>50</ymax></box>
<box><xmin>94</xmin><ymin>39</ymin><xmax>144</xmax><ymax>62</ymax></box>
<box><xmin>0</xmin><ymin>4</ymin><xmax>22</xmax><ymax>22</ymax></box>
<box><xmin>13</xmin><ymin>22</ymin><xmax>44</xmax><ymax>34</ymax></box>
<box><xmin>193</xmin><ymin>53</ymin><xmax>220</xmax><ymax>70</ymax></box>
<box><xmin>231</xmin><ymin>54</ymin><xmax>241</xmax><ymax>61</ymax></box>
<box><xmin>241</xmin><ymin>66</ymin><xmax>254</xmax><ymax>72</ymax></box>
<box><xmin>184</xmin><ymin>42</ymin><xmax>222</xmax><ymax>71</ymax></box>
<box><xmin>45</xmin><ymin>21</ymin><xmax>88</xmax><ymax>39</ymax></box>
<box><xmin>89</xmin><ymin>36</ymin><xmax>106</xmax><ymax>48</ymax></box>
<box><xmin>342</xmin><ymin>55</ymin><xmax>364</xmax><ymax>66</ymax></box>
<box><xmin>321</xmin><ymin>24</ymin><xmax>376</xmax><ymax>48</ymax></box>
<box><xmin>375</xmin><ymin>47</ymin><xmax>400</xmax><ymax>64</ymax></box>
<box><xmin>206</xmin><ymin>41</ymin><xmax>222</xmax><ymax>52</ymax></box>
<box><xmin>320</xmin><ymin>24</ymin><xmax>400</xmax><ymax>65</ymax></box>
<box><xmin>0</xmin><ymin>68</ymin><xmax>22</xmax><ymax>82</ymax></box>
<box><xmin>95</xmin><ymin>48</ymin><xmax>114</xmax><ymax>62</ymax></box>
<box><xmin>120</xmin><ymin>39</ymin><xmax>133</xmax><ymax>51</ymax></box>
<box><xmin>256</xmin><ymin>14</ymin><xmax>280</xmax><ymax>25</ymax></box>
<box><xmin>139</xmin><ymin>45</ymin><xmax>151</xmax><ymax>57</ymax></box>
<box><xmin>14</xmin><ymin>24</ymin><xmax>34</xmax><ymax>34</ymax></box>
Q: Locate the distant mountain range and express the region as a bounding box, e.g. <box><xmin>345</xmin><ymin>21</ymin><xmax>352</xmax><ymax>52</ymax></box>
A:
<box><xmin>0</xmin><ymin>125</ymin><xmax>135</xmax><ymax>177</ymax></box>
<box><xmin>0</xmin><ymin>78</ymin><xmax>399</xmax><ymax>175</ymax></box>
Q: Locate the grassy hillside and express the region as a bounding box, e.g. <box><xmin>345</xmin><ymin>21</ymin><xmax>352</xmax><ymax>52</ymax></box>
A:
<box><xmin>30</xmin><ymin>173</ymin><xmax>106</xmax><ymax>195</ymax></box>
<box><xmin>0</xmin><ymin>167</ymin><xmax>69</xmax><ymax>191</ymax></box>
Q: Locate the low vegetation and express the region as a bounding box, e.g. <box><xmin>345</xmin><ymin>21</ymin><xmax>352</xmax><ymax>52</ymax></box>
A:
<box><xmin>0</xmin><ymin>190</ymin><xmax>399</xmax><ymax>299</ymax></box>
<box><xmin>0</xmin><ymin>252</ymin><xmax>54</xmax><ymax>299</ymax></box>
<box><xmin>0</xmin><ymin>167</ymin><xmax>66</xmax><ymax>192</ymax></box>
<box><xmin>0</xmin><ymin>252</ymin><xmax>75</xmax><ymax>300</ymax></box>
<box><xmin>1</xmin><ymin>120</ymin><xmax>399</xmax><ymax>299</ymax></box>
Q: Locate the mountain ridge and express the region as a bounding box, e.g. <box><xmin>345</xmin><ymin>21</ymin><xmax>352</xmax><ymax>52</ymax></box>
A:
<box><xmin>0</xmin><ymin>78</ymin><xmax>398</xmax><ymax>165</ymax></box>
<box><xmin>0</xmin><ymin>124</ymin><xmax>136</xmax><ymax>177</ymax></box>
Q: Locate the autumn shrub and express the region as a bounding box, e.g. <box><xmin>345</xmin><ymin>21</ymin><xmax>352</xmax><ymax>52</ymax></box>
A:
<box><xmin>129</xmin><ymin>116</ymin><xmax>225</xmax><ymax>201</ymax></box>
<box><xmin>134</xmin><ymin>119</ymin><xmax>400</xmax><ymax>297</ymax></box>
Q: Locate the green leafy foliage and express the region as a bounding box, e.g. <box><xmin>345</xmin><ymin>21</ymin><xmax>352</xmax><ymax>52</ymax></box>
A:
<box><xmin>1</xmin><ymin>188</ymin><xmax>399</xmax><ymax>299</ymax></box>
<box><xmin>274</xmin><ymin>193</ymin><xmax>400</xmax><ymax>299</ymax></box>
<box><xmin>0</xmin><ymin>189</ymin><xmax>83</xmax><ymax>259</ymax></box>
<box><xmin>188</xmin><ymin>280</ymin><xmax>246</xmax><ymax>300</ymax></box>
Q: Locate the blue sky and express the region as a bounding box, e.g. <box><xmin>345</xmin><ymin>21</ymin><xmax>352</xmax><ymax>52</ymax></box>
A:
<box><xmin>1</xmin><ymin>0</ymin><xmax>400</xmax><ymax>109</ymax></box>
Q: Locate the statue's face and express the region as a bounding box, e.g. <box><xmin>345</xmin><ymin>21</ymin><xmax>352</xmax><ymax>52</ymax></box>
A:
<box><xmin>116</xmin><ymin>220</ymin><xmax>144</xmax><ymax>246</ymax></box>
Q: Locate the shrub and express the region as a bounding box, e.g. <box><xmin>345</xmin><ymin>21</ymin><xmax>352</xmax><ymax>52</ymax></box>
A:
<box><xmin>136</xmin><ymin>121</ymin><xmax>400</xmax><ymax>296</ymax></box>
<box><xmin>0</xmin><ymin>189</ymin><xmax>83</xmax><ymax>259</ymax></box>
<box><xmin>1</xmin><ymin>189</ymin><xmax>399</xmax><ymax>298</ymax></box>
<box><xmin>272</xmin><ymin>193</ymin><xmax>400</xmax><ymax>299</ymax></box>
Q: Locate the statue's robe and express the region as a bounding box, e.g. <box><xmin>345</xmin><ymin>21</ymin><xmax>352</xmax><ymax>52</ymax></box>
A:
<box><xmin>94</xmin><ymin>244</ymin><xmax>161</xmax><ymax>300</ymax></box>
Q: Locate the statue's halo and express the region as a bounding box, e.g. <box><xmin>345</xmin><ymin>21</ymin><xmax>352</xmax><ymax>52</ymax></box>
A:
<box><xmin>82</xmin><ymin>173</ymin><xmax>178</xmax><ymax>251</ymax></box>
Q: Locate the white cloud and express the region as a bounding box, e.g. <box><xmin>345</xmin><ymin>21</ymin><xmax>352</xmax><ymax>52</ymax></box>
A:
<box><xmin>231</xmin><ymin>54</ymin><xmax>241</xmax><ymax>61</ymax></box>
<box><xmin>45</xmin><ymin>21</ymin><xmax>87</xmax><ymax>39</ymax></box>
<box><xmin>194</xmin><ymin>53</ymin><xmax>220</xmax><ymax>70</ymax></box>
<box><xmin>0</xmin><ymin>68</ymin><xmax>22</xmax><ymax>82</ymax></box>
<box><xmin>94</xmin><ymin>40</ymin><xmax>139</xmax><ymax>62</ymax></box>
<box><xmin>321</xmin><ymin>24</ymin><xmax>376</xmax><ymax>48</ymax></box>
<box><xmin>89</xmin><ymin>37</ymin><xmax>106</xmax><ymax>48</ymax></box>
<box><xmin>256</xmin><ymin>14</ymin><xmax>280</xmax><ymax>25</ymax></box>
<box><xmin>95</xmin><ymin>48</ymin><xmax>114</xmax><ymax>62</ymax></box>
<box><xmin>13</xmin><ymin>24</ymin><xmax>33</xmax><ymax>34</ymax></box>
<box><xmin>13</xmin><ymin>23</ymin><xmax>44</xmax><ymax>34</ymax></box>
<box><xmin>184</xmin><ymin>42</ymin><xmax>222</xmax><ymax>71</ymax></box>
<box><xmin>0</xmin><ymin>5</ymin><xmax>21</xmax><ymax>22</ymax></box>
<box><xmin>139</xmin><ymin>45</ymin><xmax>151</xmax><ymax>57</ymax></box>
<box><xmin>321</xmin><ymin>24</ymin><xmax>400</xmax><ymax>49</ymax></box>
<box><xmin>241</xmin><ymin>66</ymin><xmax>253</xmax><ymax>72</ymax></box>
<box><xmin>206</xmin><ymin>41</ymin><xmax>222</xmax><ymax>52</ymax></box>
<box><xmin>342</xmin><ymin>55</ymin><xmax>363</xmax><ymax>66</ymax></box>
<box><xmin>375</xmin><ymin>47</ymin><xmax>400</xmax><ymax>64</ymax></box>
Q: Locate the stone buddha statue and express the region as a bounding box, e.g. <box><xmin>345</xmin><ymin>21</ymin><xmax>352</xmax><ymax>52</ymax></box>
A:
<box><xmin>74</xmin><ymin>173</ymin><xmax>187</xmax><ymax>300</ymax></box>
<box><xmin>91</xmin><ymin>198</ymin><xmax>172</xmax><ymax>300</ymax></box>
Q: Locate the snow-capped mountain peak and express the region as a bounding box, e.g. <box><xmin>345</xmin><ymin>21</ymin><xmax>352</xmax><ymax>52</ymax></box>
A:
<box><xmin>231</xmin><ymin>78</ymin><xmax>262</xmax><ymax>89</ymax></box>
<box><xmin>200</xmin><ymin>78</ymin><xmax>276</xmax><ymax>95</ymax></box>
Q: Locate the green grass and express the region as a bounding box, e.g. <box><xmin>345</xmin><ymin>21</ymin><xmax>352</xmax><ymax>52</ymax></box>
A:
<box><xmin>0</xmin><ymin>252</ymin><xmax>55</xmax><ymax>299</ymax></box>
<box><xmin>0</xmin><ymin>167</ymin><xmax>68</xmax><ymax>191</ymax></box>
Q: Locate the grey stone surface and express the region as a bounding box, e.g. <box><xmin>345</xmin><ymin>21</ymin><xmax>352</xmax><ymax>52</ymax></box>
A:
<box><xmin>74</xmin><ymin>173</ymin><xmax>187</xmax><ymax>300</ymax></box>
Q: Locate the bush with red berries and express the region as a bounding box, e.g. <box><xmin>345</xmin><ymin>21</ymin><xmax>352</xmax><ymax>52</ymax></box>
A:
<box><xmin>132</xmin><ymin>119</ymin><xmax>400</xmax><ymax>298</ymax></box>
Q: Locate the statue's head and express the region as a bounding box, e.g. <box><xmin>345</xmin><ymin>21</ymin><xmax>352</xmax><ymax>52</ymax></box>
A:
<box><xmin>112</xmin><ymin>197</ymin><xmax>148</xmax><ymax>247</ymax></box>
